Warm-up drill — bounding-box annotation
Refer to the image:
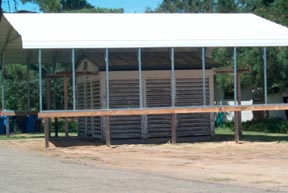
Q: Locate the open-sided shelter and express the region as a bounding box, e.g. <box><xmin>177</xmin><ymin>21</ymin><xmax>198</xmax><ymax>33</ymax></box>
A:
<box><xmin>1</xmin><ymin>13</ymin><xmax>288</xmax><ymax>147</ymax></box>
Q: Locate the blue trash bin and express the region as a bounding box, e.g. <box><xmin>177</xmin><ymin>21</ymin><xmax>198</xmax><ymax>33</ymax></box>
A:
<box><xmin>0</xmin><ymin>116</ymin><xmax>13</xmax><ymax>135</ymax></box>
<box><xmin>0</xmin><ymin>116</ymin><xmax>5</xmax><ymax>135</ymax></box>
<box><xmin>25</xmin><ymin>115</ymin><xmax>37</xmax><ymax>133</ymax></box>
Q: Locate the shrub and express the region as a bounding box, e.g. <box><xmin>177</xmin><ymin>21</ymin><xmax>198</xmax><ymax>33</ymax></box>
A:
<box><xmin>242</xmin><ymin>118</ymin><xmax>288</xmax><ymax>134</ymax></box>
<box><xmin>50</xmin><ymin>118</ymin><xmax>78</xmax><ymax>133</ymax></box>
<box><xmin>216</xmin><ymin>121</ymin><xmax>234</xmax><ymax>131</ymax></box>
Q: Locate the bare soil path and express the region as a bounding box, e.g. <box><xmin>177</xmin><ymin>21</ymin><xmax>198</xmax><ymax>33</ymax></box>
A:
<box><xmin>1</xmin><ymin>138</ymin><xmax>287</xmax><ymax>193</ymax></box>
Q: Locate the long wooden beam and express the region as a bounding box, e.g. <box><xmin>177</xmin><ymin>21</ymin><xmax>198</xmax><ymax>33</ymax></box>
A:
<box><xmin>214</xmin><ymin>69</ymin><xmax>252</xmax><ymax>74</ymax></box>
<box><xmin>38</xmin><ymin>104</ymin><xmax>288</xmax><ymax>118</ymax></box>
<box><xmin>1</xmin><ymin>110</ymin><xmax>39</xmax><ymax>116</ymax></box>
<box><xmin>45</xmin><ymin>71</ymin><xmax>98</xmax><ymax>79</ymax></box>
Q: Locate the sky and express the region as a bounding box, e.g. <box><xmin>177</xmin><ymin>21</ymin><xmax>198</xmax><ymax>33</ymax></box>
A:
<box><xmin>2</xmin><ymin>0</ymin><xmax>163</xmax><ymax>13</ymax></box>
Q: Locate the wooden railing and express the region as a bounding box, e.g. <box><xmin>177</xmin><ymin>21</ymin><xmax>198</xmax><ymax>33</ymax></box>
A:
<box><xmin>1</xmin><ymin>110</ymin><xmax>38</xmax><ymax>116</ymax></box>
<box><xmin>38</xmin><ymin>104</ymin><xmax>288</xmax><ymax>118</ymax></box>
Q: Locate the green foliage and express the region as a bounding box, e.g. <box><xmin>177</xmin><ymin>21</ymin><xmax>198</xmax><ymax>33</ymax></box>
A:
<box><xmin>149</xmin><ymin>0</ymin><xmax>216</xmax><ymax>13</ymax></box>
<box><xmin>21</xmin><ymin>0</ymin><xmax>62</xmax><ymax>12</ymax></box>
<box><xmin>0</xmin><ymin>62</ymin><xmax>76</xmax><ymax>111</ymax></box>
<box><xmin>215</xmin><ymin>126</ymin><xmax>288</xmax><ymax>142</ymax></box>
<box><xmin>149</xmin><ymin>0</ymin><xmax>288</xmax><ymax>95</ymax></box>
<box><xmin>0</xmin><ymin>64</ymin><xmax>39</xmax><ymax>110</ymax></box>
<box><xmin>148</xmin><ymin>0</ymin><xmax>260</xmax><ymax>13</ymax></box>
<box><xmin>217</xmin><ymin>118</ymin><xmax>288</xmax><ymax>134</ymax></box>
<box><xmin>63</xmin><ymin>7</ymin><xmax>124</xmax><ymax>13</ymax></box>
<box><xmin>0</xmin><ymin>133</ymin><xmax>44</xmax><ymax>140</ymax></box>
<box><xmin>61</xmin><ymin>0</ymin><xmax>93</xmax><ymax>11</ymax></box>
<box><xmin>243</xmin><ymin>118</ymin><xmax>288</xmax><ymax>134</ymax></box>
<box><xmin>216</xmin><ymin>121</ymin><xmax>234</xmax><ymax>131</ymax></box>
<box><xmin>20</xmin><ymin>0</ymin><xmax>124</xmax><ymax>13</ymax></box>
<box><xmin>50</xmin><ymin>118</ymin><xmax>78</xmax><ymax>133</ymax></box>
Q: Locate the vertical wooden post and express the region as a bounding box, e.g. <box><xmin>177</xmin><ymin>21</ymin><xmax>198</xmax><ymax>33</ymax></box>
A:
<box><xmin>44</xmin><ymin>118</ymin><xmax>49</xmax><ymax>149</ymax></box>
<box><xmin>6</xmin><ymin>116</ymin><xmax>10</xmax><ymax>137</ymax></box>
<box><xmin>47</xmin><ymin>79</ymin><xmax>51</xmax><ymax>109</ymax></box>
<box><xmin>64</xmin><ymin>76</ymin><xmax>69</xmax><ymax>137</ymax></box>
<box><xmin>55</xmin><ymin>117</ymin><xmax>58</xmax><ymax>137</ymax></box>
<box><xmin>171</xmin><ymin>114</ymin><xmax>176</xmax><ymax>144</ymax></box>
<box><xmin>48</xmin><ymin>119</ymin><xmax>51</xmax><ymax>138</ymax></box>
<box><xmin>47</xmin><ymin>79</ymin><xmax>51</xmax><ymax>137</ymax></box>
<box><xmin>64</xmin><ymin>118</ymin><xmax>69</xmax><ymax>137</ymax></box>
<box><xmin>234</xmin><ymin>112</ymin><xmax>240</xmax><ymax>143</ymax></box>
<box><xmin>105</xmin><ymin>116</ymin><xmax>111</xmax><ymax>147</ymax></box>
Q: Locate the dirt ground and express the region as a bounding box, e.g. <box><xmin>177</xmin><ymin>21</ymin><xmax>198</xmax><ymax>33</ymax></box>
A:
<box><xmin>1</xmin><ymin>138</ymin><xmax>288</xmax><ymax>192</ymax></box>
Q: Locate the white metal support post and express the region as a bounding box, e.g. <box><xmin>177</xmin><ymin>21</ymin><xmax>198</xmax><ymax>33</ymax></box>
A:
<box><xmin>263</xmin><ymin>47</ymin><xmax>268</xmax><ymax>104</ymax></box>
<box><xmin>38</xmin><ymin>49</ymin><xmax>43</xmax><ymax>111</ymax></box>
<box><xmin>105</xmin><ymin>48</ymin><xmax>111</xmax><ymax>146</ymax></box>
<box><xmin>233</xmin><ymin>47</ymin><xmax>239</xmax><ymax>143</ymax></box>
<box><xmin>202</xmin><ymin>47</ymin><xmax>206</xmax><ymax>106</ymax></box>
<box><xmin>138</xmin><ymin>48</ymin><xmax>147</xmax><ymax>139</ymax></box>
<box><xmin>105</xmin><ymin>48</ymin><xmax>110</xmax><ymax>109</ymax></box>
<box><xmin>72</xmin><ymin>48</ymin><xmax>76</xmax><ymax>110</ymax></box>
<box><xmin>138</xmin><ymin>48</ymin><xmax>143</xmax><ymax>108</ymax></box>
<box><xmin>171</xmin><ymin>48</ymin><xmax>176</xmax><ymax>144</ymax></box>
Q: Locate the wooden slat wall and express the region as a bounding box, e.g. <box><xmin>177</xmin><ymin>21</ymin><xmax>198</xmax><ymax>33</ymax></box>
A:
<box><xmin>146</xmin><ymin>79</ymin><xmax>172</xmax><ymax>138</ymax></box>
<box><xmin>176</xmin><ymin>78</ymin><xmax>211</xmax><ymax>137</ymax></box>
<box><xmin>77</xmin><ymin>70</ymin><xmax>214</xmax><ymax>141</ymax></box>
<box><xmin>77</xmin><ymin>81</ymin><xmax>86</xmax><ymax>137</ymax></box>
<box><xmin>91</xmin><ymin>80</ymin><xmax>101</xmax><ymax>139</ymax></box>
<box><xmin>109</xmin><ymin>80</ymin><xmax>142</xmax><ymax>139</ymax></box>
<box><xmin>77</xmin><ymin>77</ymin><xmax>101</xmax><ymax>139</ymax></box>
<box><xmin>85</xmin><ymin>81</ymin><xmax>93</xmax><ymax>137</ymax></box>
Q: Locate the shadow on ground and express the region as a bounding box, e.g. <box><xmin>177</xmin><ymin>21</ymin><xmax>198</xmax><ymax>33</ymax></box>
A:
<box><xmin>49</xmin><ymin>137</ymin><xmax>103</xmax><ymax>147</ymax></box>
<box><xmin>49</xmin><ymin>136</ymin><xmax>209</xmax><ymax>147</ymax></box>
<box><xmin>48</xmin><ymin>133</ymin><xmax>288</xmax><ymax>148</ymax></box>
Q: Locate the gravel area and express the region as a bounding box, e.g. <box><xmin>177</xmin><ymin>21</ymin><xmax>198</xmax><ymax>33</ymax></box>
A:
<box><xmin>0</xmin><ymin>145</ymin><xmax>280</xmax><ymax>193</ymax></box>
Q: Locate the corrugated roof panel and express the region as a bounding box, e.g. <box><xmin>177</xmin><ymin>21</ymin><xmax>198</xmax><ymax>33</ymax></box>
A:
<box><xmin>3</xmin><ymin>13</ymin><xmax>288</xmax><ymax>49</ymax></box>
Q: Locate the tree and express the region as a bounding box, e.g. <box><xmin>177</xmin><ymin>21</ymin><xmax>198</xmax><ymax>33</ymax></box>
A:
<box><xmin>0</xmin><ymin>0</ymin><xmax>123</xmax><ymax>111</ymax></box>
<box><xmin>61</xmin><ymin>0</ymin><xmax>93</xmax><ymax>11</ymax></box>
<box><xmin>1</xmin><ymin>63</ymin><xmax>39</xmax><ymax>110</ymax></box>
<box><xmin>149</xmin><ymin>0</ymin><xmax>288</xmax><ymax>97</ymax></box>
<box><xmin>21</xmin><ymin>0</ymin><xmax>61</xmax><ymax>12</ymax></box>
<box><xmin>149</xmin><ymin>0</ymin><xmax>216</xmax><ymax>13</ymax></box>
<box><xmin>1</xmin><ymin>0</ymin><xmax>17</xmax><ymax>20</ymax></box>
<box><xmin>20</xmin><ymin>0</ymin><xmax>123</xmax><ymax>13</ymax></box>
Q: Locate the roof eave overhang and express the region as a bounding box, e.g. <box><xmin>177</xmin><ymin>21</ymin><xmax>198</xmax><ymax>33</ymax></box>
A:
<box><xmin>22</xmin><ymin>40</ymin><xmax>288</xmax><ymax>49</ymax></box>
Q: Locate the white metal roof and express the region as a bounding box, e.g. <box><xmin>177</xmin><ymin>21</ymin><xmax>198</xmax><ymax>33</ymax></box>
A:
<box><xmin>3</xmin><ymin>13</ymin><xmax>288</xmax><ymax>49</ymax></box>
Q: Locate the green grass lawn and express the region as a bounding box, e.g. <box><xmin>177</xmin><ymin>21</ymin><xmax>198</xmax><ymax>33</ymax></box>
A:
<box><xmin>0</xmin><ymin>133</ymin><xmax>43</xmax><ymax>140</ymax></box>
<box><xmin>1</xmin><ymin>128</ymin><xmax>287</xmax><ymax>143</ymax></box>
<box><xmin>215</xmin><ymin>127</ymin><xmax>288</xmax><ymax>142</ymax></box>
<box><xmin>0</xmin><ymin>132</ymin><xmax>77</xmax><ymax>140</ymax></box>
